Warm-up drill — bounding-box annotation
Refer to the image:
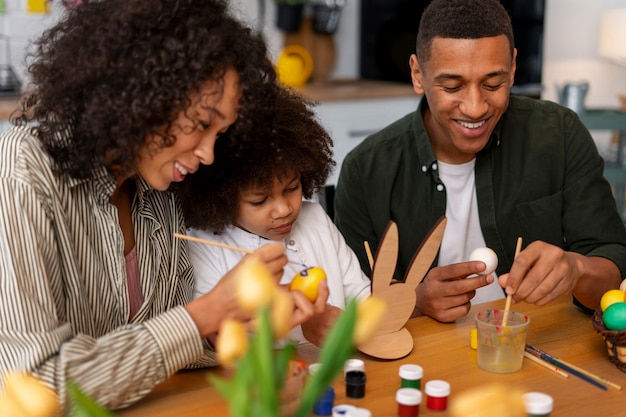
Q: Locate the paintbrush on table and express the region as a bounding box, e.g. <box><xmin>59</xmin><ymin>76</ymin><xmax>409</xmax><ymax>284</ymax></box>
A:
<box><xmin>525</xmin><ymin>344</ymin><xmax>610</xmax><ymax>390</ymax></box>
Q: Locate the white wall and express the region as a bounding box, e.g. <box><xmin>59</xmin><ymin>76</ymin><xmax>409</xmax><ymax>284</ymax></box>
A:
<box><xmin>540</xmin><ymin>0</ymin><xmax>626</xmax><ymax>160</ymax></box>
<box><xmin>0</xmin><ymin>0</ymin><xmax>63</xmax><ymax>87</ymax></box>
<box><xmin>541</xmin><ymin>0</ymin><xmax>626</xmax><ymax>108</ymax></box>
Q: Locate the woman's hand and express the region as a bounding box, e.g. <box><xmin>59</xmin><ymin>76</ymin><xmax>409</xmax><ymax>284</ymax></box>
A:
<box><xmin>186</xmin><ymin>242</ymin><xmax>288</xmax><ymax>337</ymax></box>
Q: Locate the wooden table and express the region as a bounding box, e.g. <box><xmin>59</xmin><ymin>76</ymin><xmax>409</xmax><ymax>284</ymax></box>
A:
<box><xmin>118</xmin><ymin>296</ymin><xmax>626</xmax><ymax>416</ymax></box>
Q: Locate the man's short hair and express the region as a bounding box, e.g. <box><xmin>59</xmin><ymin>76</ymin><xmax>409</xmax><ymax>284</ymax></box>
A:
<box><xmin>416</xmin><ymin>0</ymin><xmax>514</xmax><ymax>64</ymax></box>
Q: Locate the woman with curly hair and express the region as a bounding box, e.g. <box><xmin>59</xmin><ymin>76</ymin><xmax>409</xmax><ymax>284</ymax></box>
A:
<box><xmin>0</xmin><ymin>0</ymin><xmax>323</xmax><ymax>410</ymax></box>
<box><xmin>175</xmin><ymin>87</ymin><xmax>371</xmax><ymax>347</ymax></box>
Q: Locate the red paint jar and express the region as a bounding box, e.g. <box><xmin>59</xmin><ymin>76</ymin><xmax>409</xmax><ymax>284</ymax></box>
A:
<box><xmin>396</xmin><ymin>387</ymin><xmax>422</xmax><ymax>417</ymax></box>
<box><xmin>425</xmin><ymin>380</ymin><xmax>450</xmax><ymax>411</ymax></box>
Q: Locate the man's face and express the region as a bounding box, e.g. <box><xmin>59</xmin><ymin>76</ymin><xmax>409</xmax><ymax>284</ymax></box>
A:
<box><xmin>410</xmin><ymin>35</ymin><xmax>516</xmax><ymax>164</ymax></box>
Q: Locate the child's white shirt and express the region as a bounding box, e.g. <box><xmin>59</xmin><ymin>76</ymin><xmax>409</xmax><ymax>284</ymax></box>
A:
<box><xmin>188</xmin><ymin>201</ymin><xmax>371</xmax><ymax>344</ymax></box>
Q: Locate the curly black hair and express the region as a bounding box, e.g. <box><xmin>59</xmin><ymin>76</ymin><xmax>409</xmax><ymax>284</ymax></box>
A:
<box><xmin>175</xmin><ymin>87</ymin><xmax>335</xmax><ymax>232</ymax></box>
<box><xmin>416</xmin><ymin>0</ymin><xmax>514</xmax><ymax>64</ymax></box>
<box><xmin>14</xmin><ymin>0</ymin><xmax>279</xmax><ymax>180</ymax></box>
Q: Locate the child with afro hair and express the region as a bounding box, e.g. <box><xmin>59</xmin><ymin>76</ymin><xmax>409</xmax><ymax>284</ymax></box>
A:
<box><xmin>175</xmin><ymin>87</ymin><xmax>371</xmax><ymax>346</ymax></box>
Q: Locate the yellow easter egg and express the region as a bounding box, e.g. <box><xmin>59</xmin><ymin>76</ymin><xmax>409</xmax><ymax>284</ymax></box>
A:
<box><xmin>600</xmin><ymin>289</ymin><xmax>626</xmax><ymax>312</ymax></box>
<box><xmin>289</xmin><ymin>266</ymin><xmax>326</xmax><ymax>302</ymax></box>
<box><xmin>2</xmin><ymin>373</ymin><xmax>59</xmax><ymax>417</ymax></box>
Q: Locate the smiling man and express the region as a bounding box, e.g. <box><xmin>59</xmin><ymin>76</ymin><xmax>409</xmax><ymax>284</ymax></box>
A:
<box><xmin>334</xmin><ymin>0</ymin><xmax>626</xmax><ymax>323</ymax></box>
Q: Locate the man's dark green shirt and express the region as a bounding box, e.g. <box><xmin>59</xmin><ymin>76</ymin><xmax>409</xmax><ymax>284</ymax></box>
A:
<box><xmin>334</xmin><ymin>95</ymin><xmax>626</xmax><ymax>286</ymax></box>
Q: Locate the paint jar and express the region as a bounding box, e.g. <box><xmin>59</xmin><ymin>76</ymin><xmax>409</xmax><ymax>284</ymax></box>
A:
<box><xmin>332</xmin><ymin>404</ymin><xmax>356</xmax><ymax>417</ymax></box>
<box><xmin>425</xmin><ymin>380</ymin><xmax>450</xmax><ymax>411</ymax></box>
<box><xmin>345</xmin><ymin>370</ymin><xmax>366</xmax><ymax>398</ymax></box>
<box><xmin>313</xmin><ymin>386</ymin><xmax>335</xmax><ymax>416</ymax></box>
<box><xmin>309</xmin><ymin>362</ymin><xmax>322</xmax><ymax>376</ymax></box>
<box><xmin>344</xmin><ymin>358</ymin><xmax>365</xmax><ymax>374</ymax></box>
<box><xmin>399</xmin><ymin>364</ymin><xmax>423</xmax><ymax>389</ymax></box>
<box><xmin>344</xmin><ymin>407</ymin><xmax>371</xmax><ymax>417</ymax></box>
<box><xmin>522</xmin><ymin>392</ymin><xmax>553</xmax><ymax>417</ymax></box>
<box><xmin>396</xmin><ymin>387</ymin><xmax>422</xmax><ymax>417</ymax></box>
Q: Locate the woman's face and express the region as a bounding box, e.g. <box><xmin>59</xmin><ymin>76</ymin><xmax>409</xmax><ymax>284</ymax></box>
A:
<box><xmin>236</xmin><ymin>172</ymin><xmax>303</xmax><ymax>241</ymax></box>
<box><xmin>135</xmin><ymin>68</ymin><xmax>241</xmax><ymax>191</ymax></box>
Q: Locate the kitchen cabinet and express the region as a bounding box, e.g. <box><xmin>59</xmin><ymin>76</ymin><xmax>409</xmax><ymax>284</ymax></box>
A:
<box><xmin>296</xmin><ymin>80</ymin><xmax>420</xmax><ymax>186</ymax></box>
<box><xmin>315</xmin><ymin>95</ymin><xmax>420</xmax><ymax>186</ymax></box>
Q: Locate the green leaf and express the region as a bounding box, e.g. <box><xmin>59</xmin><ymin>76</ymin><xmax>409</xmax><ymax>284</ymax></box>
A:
<box><xmin>67</xmin><ymin>381</ymin><xmax>116</xmax><ymax>417</ymax></box>
<box><xmin>250</xmin><ymin>307</ymin><xmax>279</xmax><ymax>415</ymax></box>
<box><xmin>274</xmin><ymin>342</ymin><xmax>296</xmax><ymax>392</ymax></box>
<box><xmin>209</xmin><ymin>351</ymin><xmax>255</xmax><ymax>417</ymax></box>
<box><xmin>294</xmin><ymin>299</ymin><xmax>358</xmax><ymax>417</ymax></box>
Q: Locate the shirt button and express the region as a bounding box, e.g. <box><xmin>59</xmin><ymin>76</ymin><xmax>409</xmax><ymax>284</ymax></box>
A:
<box><xmin>431</xmin><ymin>163</ymin><xmax>438</xmax><ymax>171</ymax></box>
<box><xmin>421</xmin><ymin>165</ymin><xmax>427</xmax><ymax>172</ymax></box>
<box><xmin>288</xmin><ymin>240</ymin><xmax>295</xmax><ymax>246</ymax></box>
<box><xmin>436</xmin><ymin>184</ymin><xmax>444</xmax><ymax>192</ymax></box>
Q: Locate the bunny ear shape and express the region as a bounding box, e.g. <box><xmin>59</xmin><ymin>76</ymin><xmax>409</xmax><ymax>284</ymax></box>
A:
<box><xmin>371</xmin><ymin>221</ymin><xmax>399</xmax><ymax>296</ymax></box>
<box><xmin>404</xmin><ymin>216</ymin><xmax>447</xmax><ymax>289</ymax></box>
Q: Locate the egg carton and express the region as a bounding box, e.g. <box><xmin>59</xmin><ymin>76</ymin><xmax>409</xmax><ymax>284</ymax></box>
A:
<box><xmin>592</xmin><ymin>309</ymin><xmax>626</xmax><ymax>373</ymax></box>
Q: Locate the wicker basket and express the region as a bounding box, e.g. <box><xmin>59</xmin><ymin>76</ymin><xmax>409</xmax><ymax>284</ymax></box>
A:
<box><xmin>592</xmin><ymin>309</ymin><xmax>626</xmax><ymax>372</ymax></box>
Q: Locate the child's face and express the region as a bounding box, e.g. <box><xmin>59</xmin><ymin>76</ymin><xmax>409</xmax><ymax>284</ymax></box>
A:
<box><xmin>236</xmin><ymin>172</ymin><xmax>303</xmax><ymax>241</ymax></box>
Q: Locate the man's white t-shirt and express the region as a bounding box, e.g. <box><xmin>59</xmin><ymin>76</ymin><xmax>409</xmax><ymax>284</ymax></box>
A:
<box><xmin>437</xmin><ymin>159</ymin><xmax>505</xmax><ymax>304</ymax></box>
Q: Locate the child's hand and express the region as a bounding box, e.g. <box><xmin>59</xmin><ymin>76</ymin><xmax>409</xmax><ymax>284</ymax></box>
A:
<box><xmin>301</xmin><ymin>303</ymin><xmax>342</xmax><ymax>347</ymax></box>
<box><xmin>288</xmin><ymin>279</ymin><xmax>329</xmax><ymax>332</ymax></box>
<box><xmin>187</xmin><ymin>248</ymin><xmax>287</xmax><ymax>339</ymax></box>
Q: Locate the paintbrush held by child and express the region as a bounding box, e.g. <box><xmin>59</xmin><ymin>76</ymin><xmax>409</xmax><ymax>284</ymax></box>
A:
<box><xmin>175</xmin><ymin>87</ymin><xmax>371</xmax><ymax>347</ymax></box>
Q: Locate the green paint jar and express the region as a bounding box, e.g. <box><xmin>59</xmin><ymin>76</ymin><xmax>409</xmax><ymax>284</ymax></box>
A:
<box><xmin>399</xmin><ymin>364</ymin><xmax>423</xmax><ymax>389</ymax></box>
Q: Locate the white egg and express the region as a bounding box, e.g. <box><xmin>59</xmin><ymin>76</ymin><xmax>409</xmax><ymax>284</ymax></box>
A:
<box><xmin>469</xmin><ymin>247</ymin><xmax>498</xmax><ymax>275</ymax></box>
<box><xmin>620</xmin><ymin>279</ymin><xmax>626</xmax><ymax>292</ymax></box>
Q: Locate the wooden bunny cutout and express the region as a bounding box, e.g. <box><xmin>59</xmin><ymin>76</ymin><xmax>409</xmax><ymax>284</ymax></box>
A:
<box><xmin>358</xmin><ymin>217</ymin><xmax>447</xmax><ymax>359</ymax></box>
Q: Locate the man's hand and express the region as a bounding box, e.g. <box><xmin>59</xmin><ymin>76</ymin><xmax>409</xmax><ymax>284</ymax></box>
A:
<box><xmin>498</xmin><ymin>241</ymin><xmax>580</xmax><ymax>306</ymax></box>
<box><xmin>414</xmin><ymin>261</ymin><xmax>494</xmax><ymax>322</ymax></box>
<box><xmin>498</xmin><ymin>241</ymin><xmax>621</xmax><ymax>311</ymax></box>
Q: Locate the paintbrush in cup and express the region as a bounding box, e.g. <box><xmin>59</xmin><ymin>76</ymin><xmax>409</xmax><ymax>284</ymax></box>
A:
<box><xmin>501</xmin><ymin>237</ymin><xmax>523</xmax><ymax>326</ymax></box>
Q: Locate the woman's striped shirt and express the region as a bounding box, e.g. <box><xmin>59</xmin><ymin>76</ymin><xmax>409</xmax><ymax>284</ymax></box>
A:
<box><xmin>0</xmin><ymin>126</ymin><xmax>217</xmax><ymax>410</ymax></box>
